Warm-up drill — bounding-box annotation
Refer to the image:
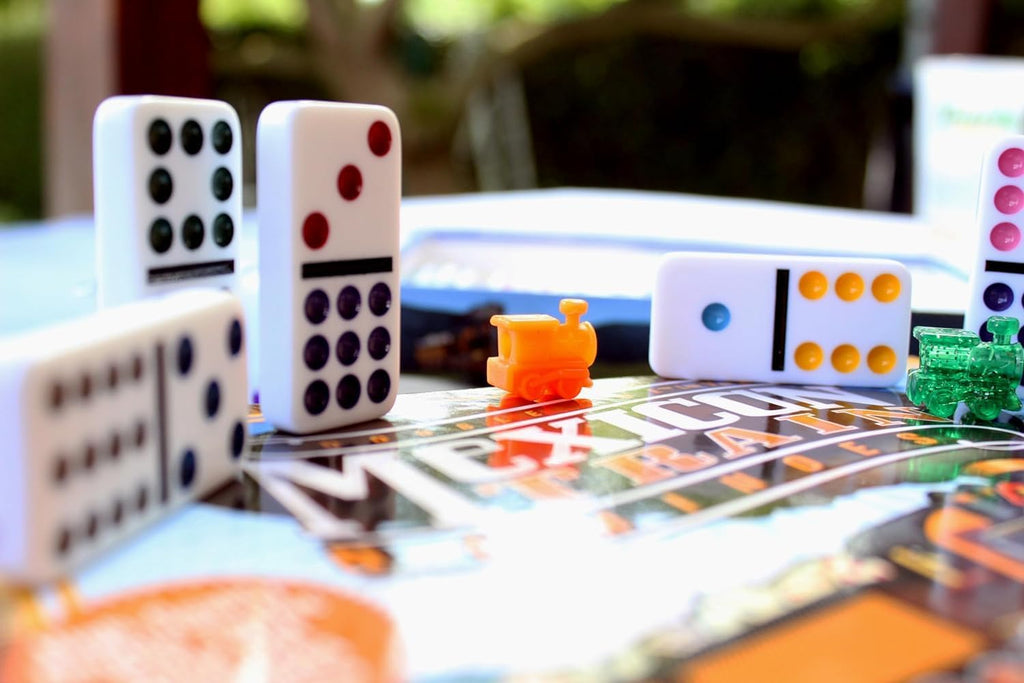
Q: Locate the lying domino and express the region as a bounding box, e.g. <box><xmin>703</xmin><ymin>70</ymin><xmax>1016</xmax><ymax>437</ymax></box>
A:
<box><xmin>257</xmin><ymin>100</ymin><xmax>401</xmax><ymax>433</ymax></box>
<box><xmin>965</xmin><ymin>134</ymin><xmax>1024</xmax><ymax>345</ymax></box>
<box><xmin>649</xmin><ymin>252</ymin><xmax>911</xmax><ymax>386</ymax></box>
<box><xmin>0</xmin><ymin>290</ymin><xmax>249</xmax><ymax>583</ymax></box>
<box><xmin>93</xmin><ymin>95</ymin><xmax>243</xmax><ymax>307</ymax></box>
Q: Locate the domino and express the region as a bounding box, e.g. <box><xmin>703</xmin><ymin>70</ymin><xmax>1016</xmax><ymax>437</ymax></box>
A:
<box><xmin>0</xmin><ymin>290</ymin><xmax>249</xmax><ymax>583</ymax></box>
<box><xmin>257</xmin><ymin>101</ymin><xmax>401</xmax><ymax>433</ymax></box>
<box><xmin>93</xmin><ymin>95</ymin><xmax>243</xmax><ymax>306</ymax></box>
<box><xmin>649</xmin><ymin>252</ymin><xmax>911</xmax><ymax>386</ymax></box>
<box><xmin>965</xmin><ymin>134</ymin><xmax>1024</xmax><ymax>344</ymax></box>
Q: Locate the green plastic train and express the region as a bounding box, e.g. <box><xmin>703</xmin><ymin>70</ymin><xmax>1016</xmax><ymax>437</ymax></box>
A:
<box><xmin>906</xmin><ymin>316</ymin><xmax>1024</xmax><ymax>420</ymax></box>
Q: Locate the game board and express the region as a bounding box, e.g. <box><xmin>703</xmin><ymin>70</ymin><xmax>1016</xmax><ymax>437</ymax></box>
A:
<box><xmin>2</xmin><ymin>377</ymin><xmax>1023</xmax><ymax>681</ymax></box>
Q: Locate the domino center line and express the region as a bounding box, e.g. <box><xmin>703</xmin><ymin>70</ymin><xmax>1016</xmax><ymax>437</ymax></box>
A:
<box><xmin>147</xmin><ymin>260</ymin><xmax>235</xmax><ymax>283</ymax></box>
<box><xmin>155</xmin><ymin>343</ymin><xmax>170</xmax><ymax>504</ymax></box>
<box><xmin>770</xmin><ymin>268</ymin><xmax>790</xmax><ymax>372</ymax></box>
<box><xmin>301</xmin><ymin>256</ymin><xmax>393</xmax><ymax>280</ymax></box>
<box><xmin>985</xmin><ymin>259</ymin><xmax>1024</xmax><ymax>276</ymax></box>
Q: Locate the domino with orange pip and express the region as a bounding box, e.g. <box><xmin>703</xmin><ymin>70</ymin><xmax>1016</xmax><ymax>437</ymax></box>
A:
<box><xmin>649</xmin><ymin>252</ymin><xmax>911</xmax><ymax>387</ymax></box>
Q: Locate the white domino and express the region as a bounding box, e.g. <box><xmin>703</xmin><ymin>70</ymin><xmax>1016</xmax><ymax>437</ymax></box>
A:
<box><xmin>649</xmin><ymin>252</ymin><xmax>911</xmax><ymax>386</ymax></box>
<box><xmin>93</xmin><ymin>95</ymin><xmax>243</xmax><ymax>307</ymax></box>
<box><xmin>0</xmin><ymin>290</ymin><xmax>249</xmax><ymax>583</ymax></box>
<box><xmin>965</xmin><ymin>134</ymin><xmax>1024</xmax><ymax>345</ymax></box>
<box><xmin>257</xmin><ymin>101</ymin><xmax>401</xmax><ymax>433</ymax></box>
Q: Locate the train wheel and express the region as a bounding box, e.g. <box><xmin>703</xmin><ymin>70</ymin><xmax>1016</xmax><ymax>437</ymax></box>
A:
<box><xmin>905</xmin><ymin>372</ymin><xmax>921</xmax><ymax>404</ymax></box>
<box><xmin>521</xmin><ymin>375</ymin><xmax>545</xmax><ymax>401</ymax></box>
<box><xmin>556</xmin><ymin>379</ymin><xmax>582</xmax><ymax>399</ymax></box>
<box><xmin>929</xmin><ymin>390</ymin><xmax>958</xmax><ymax>418</ymax></box>
<box><xmin>970</xmin><ymin>397</ymin><xmax>1001</xmax><ymax>421</ymax></box>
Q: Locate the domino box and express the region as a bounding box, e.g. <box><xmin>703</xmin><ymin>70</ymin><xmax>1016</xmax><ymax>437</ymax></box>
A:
<box><xmin>93</xmin><ymin>95</ymin><xmax>243</xmax><ymax>306</ymax></box>
<box><xmin>649</xmin><ymin>252</ymin><xmax>912</xmax><ymax>387</ymax></box>
<box><xmin>0</xmin><ymin>290</ymin><xmax>249</xmax><ymax>583</ymax></box>
<box><xmin>257</xmin><ymin>100</ymin><xmax>401</xmax><ymax>433</ymax></box>
<box><xmin>964</xmin><ymin>134</ymin><xmax>1024</xmax><ymax>344</ymax></box>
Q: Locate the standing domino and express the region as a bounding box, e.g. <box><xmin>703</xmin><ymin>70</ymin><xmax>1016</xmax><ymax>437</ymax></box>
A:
<box><xmin>965</xmin><ymin>134</ymin><xmax>1024</xmax><ymax>345</ymax></box>
<box><xmin>0</xmin><ymin>290</ymin><xmax>249</xmax><ymax>583</ymax></box>
<box><xmin>257</xmin><ymin>101</ymin><xmax>401</xmax><ymax>433</ymax></box>
<box><xmin>93</xmin><ymin>95</ymin><xmax>242</xmax><ymax>306</ymax></box>
<box><xmin>650</xmin><ymin>252</ymin><xmax>911</xmax><ymax>386</ymax></box>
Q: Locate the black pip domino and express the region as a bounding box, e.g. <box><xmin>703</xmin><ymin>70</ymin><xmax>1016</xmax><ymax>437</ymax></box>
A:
<box><xmin>0</xmin><ymin>290</ymin><xmax>248</xmax><ymax>583</ymax></box>
<box><xmin>93</xmin><ymin>95</ymin><xmax>242</xmax><ymax>306</ymax></box>
<box><xmin>649</xmin><ymin>252</ymin><xmax>911</xmax><ymax>386</ymax></box>
<box><xmin>965</xmin><ymin>134</ymin><xmax>1024</xmax><ymax>344</ymax></box>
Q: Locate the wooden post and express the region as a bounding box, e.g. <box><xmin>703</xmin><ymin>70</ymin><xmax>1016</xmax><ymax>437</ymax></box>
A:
<box><xmin>43</xmin><ymin>0</ymin><xmax>210</xmax><ymax>217</ymax></box>
<box><xmin>44</xmin><ymin>0</ymin><xmax>117</xmax><ymax>217</ymax></box>
<box><xmin>931</xmin><ymin>0</ymin><xmax>993</xmax><ymax>54</ymax></box>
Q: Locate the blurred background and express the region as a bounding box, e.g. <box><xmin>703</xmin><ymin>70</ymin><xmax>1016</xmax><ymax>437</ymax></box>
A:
<box><xmin>2</xmin><ymin>0</ymin><xmax>1024</xmax><ymax>222</ymax></box>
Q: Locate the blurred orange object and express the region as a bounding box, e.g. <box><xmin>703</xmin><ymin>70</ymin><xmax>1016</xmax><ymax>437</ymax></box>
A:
<box><xmin>487</xmin><ymin>299</ymin><xmax>597</xmax><ymax>401</ymax></box>
<box><xmin>1</xmin><ymin>578</ymin><xmax>403</xmax><ymax>683</ymax></box>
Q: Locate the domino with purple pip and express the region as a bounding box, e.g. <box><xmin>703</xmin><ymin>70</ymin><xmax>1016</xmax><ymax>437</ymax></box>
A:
<box><xmin>257</xmin><ymin>101</ymin><xmax>401</xmax><ymax>434</ymax></box>
<box><xmin>965</xmin><ymin>134</ymin><xmax>1024</xmax><ymax>345</ymax></box>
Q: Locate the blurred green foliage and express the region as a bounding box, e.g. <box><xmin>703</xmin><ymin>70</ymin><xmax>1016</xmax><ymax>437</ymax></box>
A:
<box><xmin>404</xmin><ymin>0</ymin><xmax>625</xmax><ymax>38</ymax></box>
<box><xmin>197</xmin><ymin>0</ymin><xmax>879</xmax><ymax>37</ymax></box>
<box><xmin>402</xmin><ymin>0</ymin><xmax>877</xmax><ymax>37</ymax></box>
<box><xmin>523</xmin><ymin>27</ymin><xmax>901</xmax><ymax>207</ymax></box>
<box><xmin>13</xmin><ymin>0</ymin><xmax>1024</xmax><ymax>220</ymax></box>
<box><xmin>686</xmin><ymin>0</ymin><xmax>874</xmax><ymax>18</ymax></box>
<box><xmin>0</xmin><ymin>0</ymin><xmax>893</xmax><ymax>221</ymax></box>
<box><xmin>0</xmin><ymin>0</ymin><xmax>43</xmax><ymax>221</ymax></box>
<box><xmin>0</xmin><ymin>0</ymin><xmax>43</xmax><ymax>38</ymax></box>
<box><xmin>200</xmin><ymin>0</ymin><xmax>307</xmax><ymax>31</ymax></box>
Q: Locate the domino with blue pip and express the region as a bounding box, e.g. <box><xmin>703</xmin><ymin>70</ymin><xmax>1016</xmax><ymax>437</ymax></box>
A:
<box><xmin>0</xmin><ymin>290</ymin><xmax>248</xmax><ymax>583</ymax></box>
<box><xmin>257</xmin><ymin>101</ymin><xmax>401</xmax><ymax>433</ymax></box>
<box><xmin>649</xmin><ymin>252</ymin><xmax>911</xmax><ymax>386</ymax></box>
<box><xmin>93</xmin><ymin>95</ymin><xmax>242</xmax><ymax>306</ymax></box>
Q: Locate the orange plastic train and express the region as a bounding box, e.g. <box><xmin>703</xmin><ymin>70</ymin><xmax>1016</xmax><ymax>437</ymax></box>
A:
<box><xmin>487</xmin><ymin>299</ymin><xmax>597</xmax><ymax>401</ymax></box>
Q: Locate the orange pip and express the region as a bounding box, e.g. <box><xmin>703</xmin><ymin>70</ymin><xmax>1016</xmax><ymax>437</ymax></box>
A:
<box><xmin>487</xmin><ymin>299</ymin><xmax>597</xmax><ymax>401</ymax></box>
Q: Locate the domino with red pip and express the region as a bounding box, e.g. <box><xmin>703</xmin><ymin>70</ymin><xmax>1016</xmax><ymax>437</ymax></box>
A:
<box><xmin>257</xmin><ymin>101</ymin><xmax>401</xmax><ymax>433</ymax></box>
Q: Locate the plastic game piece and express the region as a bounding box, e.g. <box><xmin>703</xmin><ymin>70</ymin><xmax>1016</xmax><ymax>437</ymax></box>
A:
<box><xmin>0</xmin><ymin>289</ymin><xmax>249</xmax><ymax>583</ymax></box>
<box><xmin>487</xmin><ymin>298</ymin><xmax>597</xmax><ymax>401</ymax></box>
<box><xmin>906</xmin><ymin>316</ymin><xmax>1024</xmax><ymax>420</ymax></box>
<box><xmin>965</xmin><ymin>135</ymin><xmax>1024</xmax><ymax>346</ymax></box>
<box><xmin>649</xmin><ymin>252</ymin><xmax>911</xmax><ymax>386</ymax></box>
<box><xmin>257</xmin><ymin>101</ymin><xmax>401</xmax><ymax>433</ymax></box>
<box><xmin>93</xmin><ymin>95</ymin><xmax>243</xmax><ymax>307</ymax></box>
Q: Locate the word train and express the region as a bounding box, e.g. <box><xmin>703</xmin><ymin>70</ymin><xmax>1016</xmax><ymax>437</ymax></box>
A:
<box><xmin>907</xmin><ymin>316</ymin><xmax>1024</xmax><ymax>420</ymax></box>
<box><xmin>488</xmin><ymin>298</ymin><xmax>597</xmax><ymax>401</ymax></box>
